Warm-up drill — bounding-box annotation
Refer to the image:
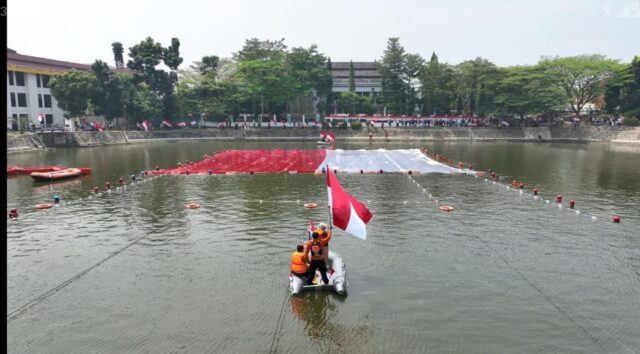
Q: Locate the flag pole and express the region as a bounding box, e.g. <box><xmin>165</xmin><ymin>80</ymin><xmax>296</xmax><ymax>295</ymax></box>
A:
<box><xmin>327</xmin><ymin>164</ymin><xmax>333</xmax><ymax>231</ymax></box>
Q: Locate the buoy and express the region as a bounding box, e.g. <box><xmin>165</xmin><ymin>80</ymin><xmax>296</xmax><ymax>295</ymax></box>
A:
<box><xmin>613</xmin><ymin>215</ymin><xmax>621</xmax><ymax>223</ymax></box>
<box><xmin>93</xmin><ymin>186</ymin><xmax>99</xmax><ymax>193</ymax></box>
<box><xmin>439</xmin><ymin>205</ymin><xmax>454</xmax><ymax>212</ymax></box>
<box><xmin>569</xmin><ymin>200</ymin><xmax>575</xmax><ymax>209</ymax></box>
<box><xmin>35</xmin><ymin>203</ymin><xmax>53</xmax><ymax>210</ymax></box>
<box><xmin>9</xmin><ymin>208</ymin><xmax>18</xmax><ymax>219</ymax></box>
<box><xmin>208</xmin><ymin>170</ymin><xmax>213</xmax><ymax>175</ymax></box>
<box><xmin>185</xmin><ymin>203</ymin><xmax>200</xmax><ymax>209</ymax></box>
<box><xmin>303</xmin><ymin>203</ymin><xmax>317</xmax><ymax>209</ymax></box>
<box><xmin>53</xmin><ymin>195</ymin><xmax>60</xmax><ymax>204</ymax></box>
<box><xmin>556</xmin><ymin>195</ymin><xmax>562</xmax><ymax>203</ymax></box>
<box><xmin>533</xmin><ymin>188</ymin><xmax>539</xmax><ymax>196</ymax></box>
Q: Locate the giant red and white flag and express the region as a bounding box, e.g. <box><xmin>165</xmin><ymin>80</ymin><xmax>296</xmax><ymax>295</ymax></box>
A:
<box><xmin>326</xmin><ymin>168</ymin><xmax>372</xmax><ymax>240</ymax></box>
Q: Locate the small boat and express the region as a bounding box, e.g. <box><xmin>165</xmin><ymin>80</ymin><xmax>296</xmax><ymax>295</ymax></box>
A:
<box><xmin>7</xmin><ymin>165</ymin><xmax>63</xmax><ymax>176</ymax></box>
<box><xmin>289</xmin><ymin>250</ymin><xmax>347</xmax><ymax>296</ymax></box>
<box><xmin>30</xmin><ymin>168</ymin><xmax>82</xmax><ymax>181</ymax></box>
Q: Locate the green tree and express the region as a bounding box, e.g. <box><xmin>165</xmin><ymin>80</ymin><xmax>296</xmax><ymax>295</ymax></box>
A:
<box><xmin>541</xmin><ymin>55</ymin><xmax>622</xmax><ymax>117</ymax></box>
<box><xmin>91</xmin><ymin>60</ymin><xmax>125</xmax><ymax>121</ymax></box>
<box><xmin>126</xmin><ymin>36</ymin><xmax>183</xmax><ymax>120</ymax></box>
<box><xmin>420</xmin><ymin>52</ymin><xmax>458</xmax><ymax>115</ymax></box>
<box><xmin>455</xmin><ymin>57</ymin><xmax>499</xmax><ymax>116</ymax></box>
<box><xmin>348</xmin><ymin>60</ymin><xmax>356</xmax><ymax>92</ymax></box>
<box><xmin>49</xmin><ymin>69</ymin><xmax>96</xmax><ymax>118</ymax></box>
<box><xmin>112</xmin><ymin>42</ymin><xmax>124</xmax><ymax>69</ymax></box>
<box><xmin>605</xmin><ymin>56</ymin><xmax>640</xmax><ymax>117</ymax></box>
<box><xmin>127</xmin><ymin>84</ymin><xmax>163</xmax><ymax>124</ymax></box>
<box><xmin>234</xmin><ymin>38</ymin><xmax>287</xmax><ymax>62</ymax></box>
<box><xmin>494</xmin><ymin>65</ymin><xmax>567</xmax><ymax>119</ymax></box>
<box><xmin>377</xmin><ymin>38</ymin><xmax>422</xmax><ymax>115</ymax></box>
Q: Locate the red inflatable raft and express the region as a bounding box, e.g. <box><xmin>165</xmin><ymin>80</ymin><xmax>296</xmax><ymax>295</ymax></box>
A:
<box><xmin>31</xmin><ymin>168</ymin><xmax>82</xmax><ymax>181</ymax></box>
<box><xmin>8</xmin><ymin>165</ymin><xmax>63</xmax><ymax>176</ymax></box>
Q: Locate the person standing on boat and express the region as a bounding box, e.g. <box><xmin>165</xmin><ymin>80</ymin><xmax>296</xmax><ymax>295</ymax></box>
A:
<box><xmin>306</xmin><ymin>232</ymin><xmax>329</xmax><ymax>285</ymax></box>
<box><xmin>290</xmin><ymin>244</ymin><xmax>309</xmax><ymax>282</ymax></box>
<box><xmin>316</xmin><ymin>223</ymin><xmax>332</xmax><ymax>262</ymax></box>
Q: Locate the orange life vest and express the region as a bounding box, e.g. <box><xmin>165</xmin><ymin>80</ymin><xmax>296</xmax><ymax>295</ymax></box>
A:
<box><xmin>291</xmin><ymin>252</ymin><xmax>308</xmax><ymax>274</ymax></box>
<box><xmin>308</xmin><ymin>240</ymin><xmax>324</xmax><ymax>261</ymax></box>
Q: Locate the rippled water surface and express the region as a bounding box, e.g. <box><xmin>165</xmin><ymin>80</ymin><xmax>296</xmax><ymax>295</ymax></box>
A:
<box><xmin>7</xmin><ymin>140</ymin><xmax>640</xmax><ymax>353</ymax></box>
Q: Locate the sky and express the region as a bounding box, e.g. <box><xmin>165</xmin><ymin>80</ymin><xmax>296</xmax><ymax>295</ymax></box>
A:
<box><xmin>7</xmin><ymin>0</ymin><xmax>640</xmax><ymax>68</ymax></box>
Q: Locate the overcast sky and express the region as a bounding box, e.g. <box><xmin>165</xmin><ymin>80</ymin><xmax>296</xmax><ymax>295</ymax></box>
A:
<box><xmin>7</xmin><ymin>0</ymin><xmax>640</xmax><ymax>68</ymax></box>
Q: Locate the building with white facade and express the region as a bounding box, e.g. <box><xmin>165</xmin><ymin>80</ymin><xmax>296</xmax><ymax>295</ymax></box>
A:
<box><xmin>330</xmin><ymin>62</ymin><xmax>382</xmax><ymax>96</ymax></box>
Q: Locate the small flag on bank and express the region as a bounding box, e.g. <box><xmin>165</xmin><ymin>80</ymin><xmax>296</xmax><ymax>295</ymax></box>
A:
<box><xmin>325</xmin><ymin>131</ymin><xmax>336</xmax><ymax>144</ymax></box>
<box><xmin>327</xmin><ymin>167</ymin><xmax>372</xmax><ymax>240</ymax></box>
<box><xmin>142</xmin><ymin>120</ymin><xmax>150</xmax><ymax>132</ymax></box>
<box><xmin>161</xmin><ymin>119</ymin><xmax>173</xmax><ymax>129</ymax></box>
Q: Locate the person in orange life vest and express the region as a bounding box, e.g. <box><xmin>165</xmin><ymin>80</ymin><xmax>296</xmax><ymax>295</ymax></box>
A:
<box><xmin>305</xmin><ymin>232</ymin><xmax>329</xmax><ymax>285</ymax></box>
<box><xmin>291</xmin><ymin>244</ymin><xmax>308</xmax><ymax>280</ymax></box>
<box><xmin>315</xmin><ymin>222</ymin><xmax>332</xmax><ymax>261</ymax></box>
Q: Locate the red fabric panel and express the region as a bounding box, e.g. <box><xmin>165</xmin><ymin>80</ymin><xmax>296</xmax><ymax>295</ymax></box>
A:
<box><xmin>152</xmin><ymin>149</ymin><xmax>327</xmax><ymax>175</ymax></box>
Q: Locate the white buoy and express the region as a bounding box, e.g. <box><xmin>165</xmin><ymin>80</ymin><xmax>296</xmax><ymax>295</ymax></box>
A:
<box><xmin>575</xmin><ymin>210</ymin><xmax>581</xmax><ymax>215</ymax></box>
<box><xmin>403</xmin><ymin>201</ymin><xmax>407</xmax><ymax>205</ymax></box>
<box><xmin>534</xmin><ymin>196</ymin><xmax>538</xmax><ymax>200</ymax></box>
<box><xmin>259</xmin><ymin>200</ymin><xmax>263</xmax><ymax>204</ymax></box>
<box><xmin>558</xmin><ymin>204</ymin><xmax>562</xmax><ymax>209</ymax></box>
<box><xmin>519</xmin><ymin>190</ymin><xmax>523</xmax><ymax>194</ymax></box>
<box><xmin>492</xmin><ymin>181</ymin><xmax>496</xmax><ymax>185</ymax></box>
<box><xmin>545</xmin><ymin>200</ymin><xmax>550</xmax><ymax>204</ymax></box>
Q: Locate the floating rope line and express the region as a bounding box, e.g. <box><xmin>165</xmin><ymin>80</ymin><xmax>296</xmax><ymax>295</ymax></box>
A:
<box><xmin>269</xmin><ymin>279</ymin><xmax>291</xmax><ymax>354</ymax></box>
<box><xmin>6</xmin><ymin>174</ymin><xmax>165</xmax><ymax>222</ymax></box>
<box><xmin>468</xmin><ymin>231</ymin><xmax>635</xmax><ymax>353</ymax></box>
<box><xmin>7</xmin><ymin>230</ymin><xmax>151</xmax><ymax>321</ymax></box>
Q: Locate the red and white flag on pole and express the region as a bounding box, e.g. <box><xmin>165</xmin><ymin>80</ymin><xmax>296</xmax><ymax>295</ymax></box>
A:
<box><xmin>142</xmin><ymin>120</ymin><xmax>150</xmax><ymax>132</ymax></box>
<box><xmin>327</xmin><ymin>167</ymin><xmax>372</xmax><ymax>240</ymax></box>
<box><xmin>161</xmin><ymin>119</ymin><xmax>173</xmax><ymax>129</ymax></box>
<box><xmin>319</xmin><ymin>131</ymin><xmax>326</xmax><ymax>140</ymax></box>
<box><xmin>325</xmin><ymin>131</ymin><xmax>336</xmax><ymax>144</ymax></box>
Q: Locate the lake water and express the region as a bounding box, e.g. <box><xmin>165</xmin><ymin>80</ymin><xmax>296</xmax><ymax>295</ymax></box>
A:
<box><xmin>7</xmin><ymin>140</ymin><xmax>640</xmax><ymax>353</ymax></box>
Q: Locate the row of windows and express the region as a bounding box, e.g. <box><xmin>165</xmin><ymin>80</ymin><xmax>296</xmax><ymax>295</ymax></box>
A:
<box><xmin>11</xmin><ymin>113</ymin><xmax>53</xmax><ymax>124</ymax></box>
<box><xmin>7</xmin><ymin>71</ymin><xmax>50</xmax><ymax>88</ymax></box>
<box><xmin>9</xmin><ymin>92</ymin><xmax>53</xmax><ymax>108</ymax></box>
<box><xmin>7</xmin><ymin>71</ymin><xmax>25</xmax><ymax>86</ymax></box>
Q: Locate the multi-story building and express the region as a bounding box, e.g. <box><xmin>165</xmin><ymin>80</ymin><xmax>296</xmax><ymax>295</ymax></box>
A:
<box><xmin>7</xmin><ymin>48</ymin><xmax>95</xmax><ymax>131</ymax></box>
<box><xmin>330</xmin><ymin>62</ymin><xmax>382</xmax><ymax>96</ymax></box>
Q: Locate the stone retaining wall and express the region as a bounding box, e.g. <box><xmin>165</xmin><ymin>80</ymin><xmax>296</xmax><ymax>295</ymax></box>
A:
<box><xmin>7</xmin><ymin>127</ymin><xmax>640</xmax><ymax>151</ymax></box>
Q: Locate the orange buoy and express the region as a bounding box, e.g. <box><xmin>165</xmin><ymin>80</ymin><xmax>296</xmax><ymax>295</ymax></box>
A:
<box><xmin>35</xmin><ymin>203</ymin><xmax>53</xmax><ymax>210</ymax></box>
<box><xmin>303</xmin><ymin>203</ymin><xmax>318</xmax><ymax>209</ymax></box>
<box><xmin>185</xmin><ymin>203</ymin><xmax>200</xmax><ymax>209</ymax></box>
<box><xmin>439</xmin><ymin>205</ymin><xmax>455</xmax><ymax>212</ymax></box>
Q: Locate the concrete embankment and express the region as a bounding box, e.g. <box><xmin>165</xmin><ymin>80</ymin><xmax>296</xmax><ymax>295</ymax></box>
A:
<box><xmin>7</xmin><ymin>126</ymin><xmax>640</xmax><ymax>151</ymax></box>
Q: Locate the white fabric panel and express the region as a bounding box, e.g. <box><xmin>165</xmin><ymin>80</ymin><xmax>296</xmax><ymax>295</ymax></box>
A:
<box><xmin>318</xmin><ymin>149</ymin><xmax>472</xmax><ymax>175</ymax></box>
